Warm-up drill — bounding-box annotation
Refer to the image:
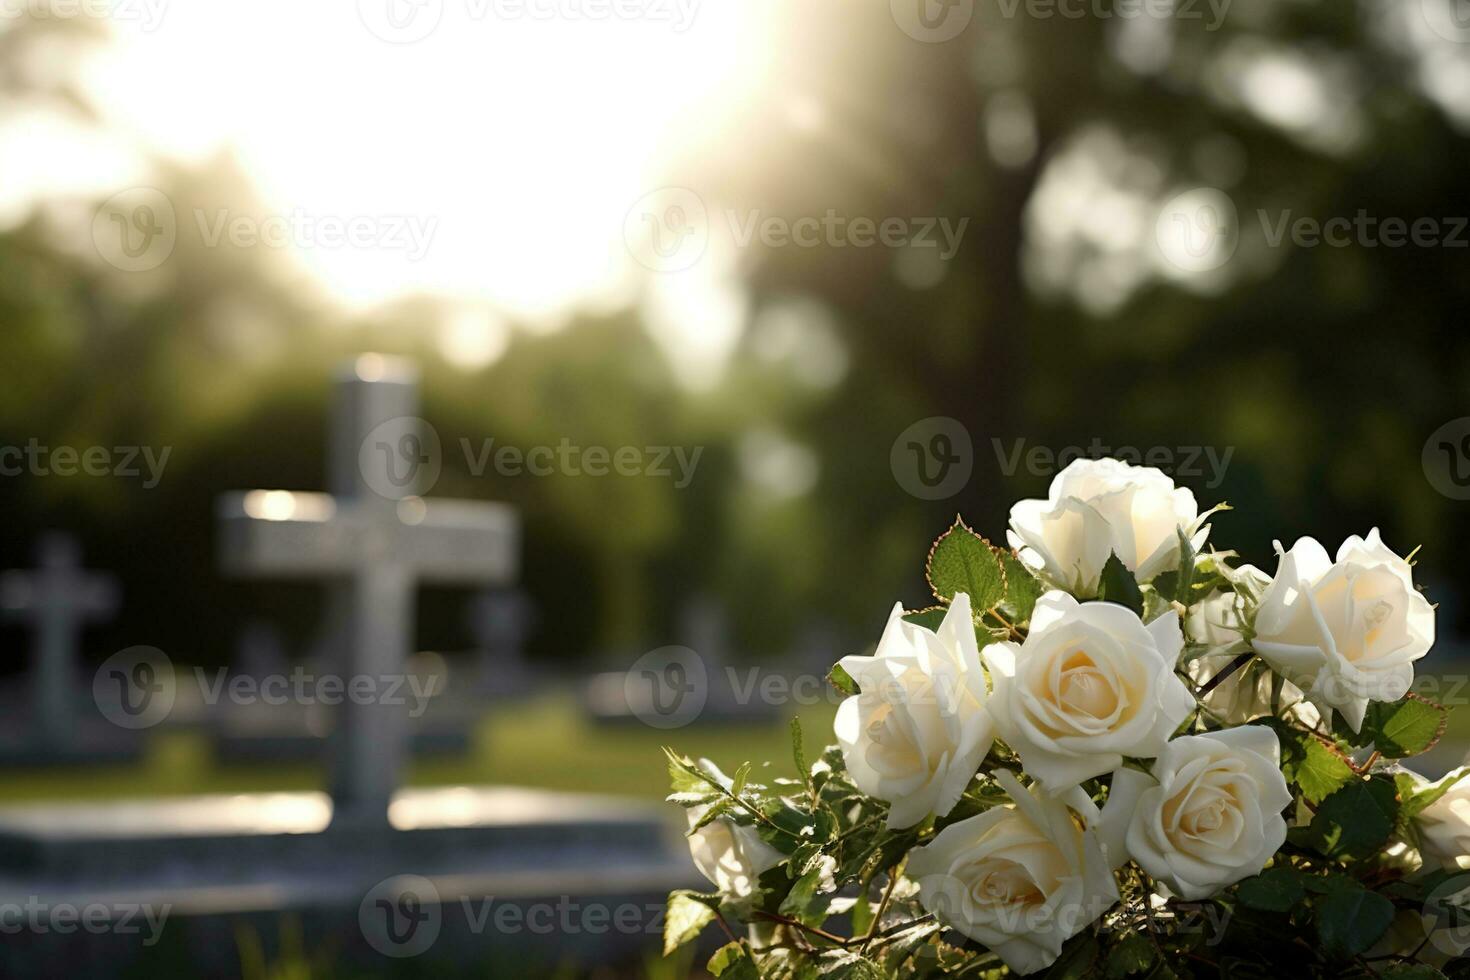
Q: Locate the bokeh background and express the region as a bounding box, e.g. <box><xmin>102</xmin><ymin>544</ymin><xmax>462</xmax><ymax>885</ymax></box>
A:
<box><xmin>2</xmin><ymin>0</ymin><xmax>1470</xmax><ymax>974</ymax></box>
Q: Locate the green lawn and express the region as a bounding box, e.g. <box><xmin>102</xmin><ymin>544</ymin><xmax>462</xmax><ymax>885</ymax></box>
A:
<box><xmin>0</xmin><ymin>693</ymin><xmax>839</xmax><ymax>805</ymax></box>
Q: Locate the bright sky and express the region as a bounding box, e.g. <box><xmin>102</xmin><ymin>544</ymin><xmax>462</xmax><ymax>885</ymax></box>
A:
<box><xmin>17</xmin><ymin>0</ymin><xmax>771</xmax><ymax>327</ymax></box>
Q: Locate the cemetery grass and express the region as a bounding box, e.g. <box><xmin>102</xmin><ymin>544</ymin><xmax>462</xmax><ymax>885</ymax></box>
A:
<box><xmin>0</xmin><ymin>692</ymin><xmax>839</xmax><ymax>804</ymax></box>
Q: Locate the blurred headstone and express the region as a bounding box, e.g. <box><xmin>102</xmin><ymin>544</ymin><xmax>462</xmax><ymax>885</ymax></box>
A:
<box><xmin>469</xmin><ymin>587</ymin><xmax>536</xmax><ymax>696</ymax></box>
<box><xmin>217</xmin><ymin>354</ymin><xmax>518</xmax><ymax>826</ymax></box>
<box><xmin>0</xmin><ymin>534</ymin><xmax>139</xmax><ymax>763</ymax></box>
<box><xmin>584</xmin><ymin>594</ymin><xmax>782</xmax><ymax>726</ymax></box>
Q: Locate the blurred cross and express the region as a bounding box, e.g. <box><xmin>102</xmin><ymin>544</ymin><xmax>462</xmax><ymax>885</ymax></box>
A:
<box><xmin>217</xmin><ymin>354</ymin><xmax>520</xmax><ymax>829</ymax></box>
<box><xmin>0</xmin><ymin>534</ymin><xmax>119</xmax><ymax>744</ymax></box>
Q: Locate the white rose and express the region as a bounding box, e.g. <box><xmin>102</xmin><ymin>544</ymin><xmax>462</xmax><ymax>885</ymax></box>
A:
<box><xmin>1253</xmin><ymin>529</ymin><xmax>1435</xmax><ymax>732</ymax></box>
<box><xmin>1185</xmin><ymin>575</ymin><xmax>1318</xmax><ymax>727</ymax></box>
<box><xmin>984</xmin><ymin>591</ymin><xmax>1195</xmax><ymax>794</ymax></box>
<box><xmin>685</xmin><ymin>759</ymin><xmax>784</xmax><ymax>896</ymax></box>
<box><xmin>1099</xmin><ymin>728</ymin><xmax>1291</xmax><ymax>901</ymax></box>
<box><xmin>1007</xmin><ymin>457</ymin><xmax>1209</xmax><ymax>596</ymax></box>
<box><xmin>907</xmin><ymin>770</ymin><xmax>1119</xmax><ymax>975</ymax></box>
<box><xmin>1405</xmin><ymin>769</ymin><xmax>1470</xmax><ymax>873</ymax></box>
<box><xmin>834</xmin><ymin>593</ymin><xmax>995</xmax><ymax>829</ymax></box>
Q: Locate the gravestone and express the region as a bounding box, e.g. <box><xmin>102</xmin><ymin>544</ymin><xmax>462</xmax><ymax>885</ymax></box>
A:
<box><xmin>469</xmin><ymin>587</ymin><xmax>536</xmax><ymax>696</ymax></box>
<box><xmin>217</xmin><ymin>354</ymin><xmax>516</xmax><ymax>824</ymax></box>
<box><xmin>584</xmin><ymin>594</ymin><xmax>783</xmax><ymax>726</ymax></box>
<box><xmin>0</xmin><ymin>355</ymin><xmax>693</xmax><ymax>975</ymax></box>
<box><xmin>0</xmin><ymin>534</ymin><xmax>139</xmax><ymax>764</ymax></box>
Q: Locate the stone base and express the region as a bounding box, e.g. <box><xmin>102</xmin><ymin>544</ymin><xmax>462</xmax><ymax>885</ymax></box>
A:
<box><xmin>0</xmin><ymin>721</ymin><xmax>144</xmax><ymax>768</ymax></box>
<box><xmin>0</xmin><ymin>786</ymin><xmax>699</xmax><ymax>977</ymax></box>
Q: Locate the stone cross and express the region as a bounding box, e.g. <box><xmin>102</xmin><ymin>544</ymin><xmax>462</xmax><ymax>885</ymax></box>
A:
<box><xmin>217</xmin><ymin>354</ymin><xmax>519</xmax><ymax>829</ymax></box>
<box><xmin>0</xmin><ymin>534</ymin><xmax>119</xmax><ymax>744</ymax></box>
<box><xmin>679</xmin><ymin>595</ymin><xmax>731</xmax><ymax>665</ymax></box>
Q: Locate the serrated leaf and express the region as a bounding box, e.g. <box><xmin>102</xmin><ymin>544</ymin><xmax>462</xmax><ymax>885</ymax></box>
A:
<box><xmin>999</xmin><ymin>550</ymin><xmax>1043</xmax><ymax>622</ymax></box>
<box><xmin>790</xmin><ymin>717</ymin><xmax>808</xmax><ymax>785</ymax></box>
<box><xmin>688</xmin><ymin>797</ymin><xmax>734</xmax><ymax>834</ymax></box>
<box><xmin>664</xmin><ymin>891</ymin><xmax>717</xmax><ymax>956</ymax></box>
<box><xmin>1316</xmin><ymin>887</ymin><xmax>1395</xmax><ymax>960</ymax></box>
<box><xmin>1236</xmin><ymin>867</ymin><xmax>1307</xmax><ymax>912</ymax></box>
<box><xmin>849</xmin><ymin>888</ymin><xmax>873</xmax><ymax>935</ymax></box>
<box><xmin>828</xmin><ymin>663</ymin><xmax>858</xmax><ymax>697</ymax></box>
<box><xmin>1173</xmin><ymin>527</ymin><xmax>1197</xmax><ymax>603</ymax></box>
<box><xmin>1357</xmin><ymin>696</ymin><xmax>1449</xmax><ymax>757</ymax></box>
<box><xmin>1307</xmin><ymin>777</ymin><xmax>1399</xmax><ymax>861</ymax></box>
<box><xmin>1098</xmin><ymin>552</ymin><xmax>1144</xmax><ymax>615</ymax></box>
<box><xmin>731</xmin><ymin>761</ymin><xmax>751</xmax><ymax>798</ymax></box>
<box><xmin>707</xmin><ymin>941</ymin><xmax>759</xmax><ymax>979</ymax></box>
<box><xmin>901</xmin><ymin>607</ymin><xmax>948</xmax><ymax>632</ymax></box>
<box><xmin>1272</xmin><ymin>724</ymin><xmax>1356</xmax><ymax>805</ymax></box>
<box><xmin>926</xmin><ymin>517</ymin><xmax>1006</xmax><ymax>609</ymax></box>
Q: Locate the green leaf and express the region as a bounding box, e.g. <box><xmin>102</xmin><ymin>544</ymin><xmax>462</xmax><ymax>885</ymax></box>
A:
<box><xmin>1044</xmin><ymin>932</ymin><xmax>1100</xmax><ymax>980</ymax></box>
<box><xmin>1403</xmin><ymin>765</ymin><xmax>1470</xmax><ymax>822</ymax></box>
<box><xmin>707</xmin><ymin>942</ymin><xmax>759</xmax><ymax>979</ymax></box>
<box><xmin>1272</xmin><ymin>724</ymin><xmax>1356</xmax><ymax>805</ymax></box>
<box><xmin>849</xmin><ymin>888</ymin><xmax>873</xmax><ymax>935</ymax></box>
<box><xmin>816</xmin><ymin>952</ymin><xmax>885</xmax><ymax>979</ymax></box>
<box><xmin>1104</xmin><ymin>932</ymin><xmax>1156</xmax><ymax>978</ymax></box>
<box><xmin>663</xmin><ymin>891</ymin><xmax>717</xmax><ymax>956</ymax></box>
<box><xmin>779</xmin><ymin>865</ymin><xmax>833</xmax><ymax>926</ymax></box>
<box><xmin>901</xmin><ymin>606</ymin><xmax>948</xmax><ymax>632</ymax></box>
<box><xmin>1315</xmin><ymin>887</ymin><xmax>1395</xmax><ymax>960</ymax></box>
<box><xmin>730</xmin><ymin>761</ymin><xmax>751</xmax><ymax>799</ymax></box>
<box><xmin>926</xmin><ymin>517</ymin><xmax>1006</xmax><ymax>610</ymax></box>
<box><xmin>827</xmin><ymin>663</ymin><xmax>858</xmax><ymax>697</ymax></box>
<box><xmin>999</xmin><ymin>550</ymin><xmax>1043</xmax><ymax>622</ymax></box>
<box><xmin>665</xmin><ymin>748</ymin><xmax>721</xmax><ymax>796</ymax></box>
<box><xmin>1173</xmin><ymin>527</ymin><xmax>1197</xmax><ymax>603</ymax></box>
<box><xmin>1356</xmin><ymin>696</ymin><xmax>1449</xmax><ymax>758</ymax></box>
<box><xmin>1307</xmin><ymin>777</ymin><xmax>1400</xmax><ymax>861</ymax></box>
<box><xmin>1098</xmin><ymin>552</ymin><xmax>1144</xmax><ymax>615</ymax></box>
<box><xmin>1236</xmin><ymin>867</ymin><xmax>1307</xmax><ymax>912</ymax></box>
<box><xmin>687</xmin><ymin>797</ymin><xmax>733</xmax><ymax>833</ymax></box>
<box><xmin>790</xmin><ymin>717</ymin><xmax>808</xmax><ymax>784</ymax></box>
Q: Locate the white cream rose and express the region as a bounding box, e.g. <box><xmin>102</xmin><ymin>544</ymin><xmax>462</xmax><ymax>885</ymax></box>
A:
<box><xmin>1252</xmin><ymin>529</ymin><xmax>1435</xmax><ymax>732</ymax></box>
<box><xmin>907</xmin><ymin>770</ymin><xmax>1118</xmax><ymax>975</ymax></box>
<box><xmin>1185</xmin><ymin>573</ymin><xmax>1318</xmax><ymax>728</ymax></box>
<box><xmin>685</xmin><ymin>759</ymin><xmax>784</xmax><ymax>897</ymax></box>
<box><xmin>984</xmin><ymin>591</ymin><xmax>1196</xmax><ymax>794</ymax></box>
<box><xmin>834</xmin><ymin>592</ymin><xmax>995</xmax><ymax>829</ymax></box>
<box><xmin>1007</xmin><ymin>457</ymin><xmax>1209</xmax><ymax>596</ymax></box>
<box><xmin>1100</xmin><ymin>728</ymin><xmax>1290</xmax><ymax>900</ymax></box>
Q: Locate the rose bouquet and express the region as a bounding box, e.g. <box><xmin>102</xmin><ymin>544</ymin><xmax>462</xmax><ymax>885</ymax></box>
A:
<box><xmin>660</xmin><ymin>458</ymin><xmax>1470</xmax><ymax>979</ymax></box>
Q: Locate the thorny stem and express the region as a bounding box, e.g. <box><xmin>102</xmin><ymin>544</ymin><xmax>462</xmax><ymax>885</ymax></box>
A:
<box><xmin>860</xmin><ymin>859</ymin><xmax>906</xmax><ymax>954</ymax></box>
<box><xmin>752</xmin><ymin>911</ymin><xmax>851</xmax><ymax>948</ymax></box>
<box><xmin>1197</xmin><ymin>652</ymin><xmax>1253</xmax><ymax>698</ymax></box>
